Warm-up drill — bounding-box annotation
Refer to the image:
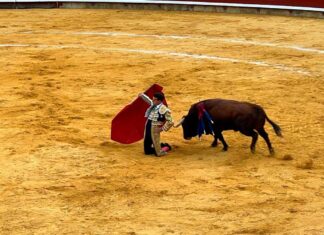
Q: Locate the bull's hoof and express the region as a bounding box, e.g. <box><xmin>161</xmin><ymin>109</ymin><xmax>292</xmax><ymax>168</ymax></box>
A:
<box><xmin>251</xmin><ymin>148</ymin><xmax>256</xmax><ymax>154</ymax></box>
<box><xmin>211</xmin><ymin>143</ymin><xmax>217</xmax><ymax>147</ymax></box>
<box><xmin>222</xmin><ymin>147</ymin><xmax>228</xmax><ymax>151</ymax></box>
<box><xmin>269</xmin><ymin>148</ymin><xmax>275</xmax><ymax>156</ymax></box>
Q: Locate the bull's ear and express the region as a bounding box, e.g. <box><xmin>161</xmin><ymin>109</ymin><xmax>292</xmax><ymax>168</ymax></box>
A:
<box><xmin>174</xmin><ymin>116</ymin><xmax>185</xmax><ymax>128</ymax></box>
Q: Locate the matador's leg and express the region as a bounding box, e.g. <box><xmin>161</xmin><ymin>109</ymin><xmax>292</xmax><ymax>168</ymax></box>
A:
<box><xmin>151</xmin><ymin>126</ymin><xmax>165</xmax><ymax>156</ymax></box>
<box><xmin>144</xmin><ymin>121</ymin><xmax>155</xmax><ymax>155</ymax></box>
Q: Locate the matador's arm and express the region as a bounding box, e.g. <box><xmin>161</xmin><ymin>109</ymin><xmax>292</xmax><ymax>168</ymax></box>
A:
<box><xmin>162</xmin><ymin>109</ymin><xmax>173</xmax><ymax>132</ymax></box>
<box><xmin>139</xmin><ymin>93</ymin><xmax>153</xmax><ymax>105</ymax></box>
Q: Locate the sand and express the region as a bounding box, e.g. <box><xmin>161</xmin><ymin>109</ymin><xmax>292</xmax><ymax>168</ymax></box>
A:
<box><xmin>0</xmin><ymin>9</ymin><xmax>323</xmax><ymax>234</ymax></box>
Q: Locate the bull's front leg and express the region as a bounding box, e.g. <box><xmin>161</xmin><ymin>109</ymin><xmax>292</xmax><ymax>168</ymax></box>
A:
<box><xmin>213</xmin><ymin>131</ymin><xmax>228</xmax><ymax>151</ymax></box>
<box><xmin>216</xmin><ymin>131</ymin><xmax>228</xmax><ymax>151</ymax></box>
<box><xmin>211</xmin><ymin>136</ymin><xmax>218</xmax><ymax>147</ymax></box>
<box><xmin>211</xmin><ymin>125</ymin><xmax>218</xmax><ymax>147</ymax></box>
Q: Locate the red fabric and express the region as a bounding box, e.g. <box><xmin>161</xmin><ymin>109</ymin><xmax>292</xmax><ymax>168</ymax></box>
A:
<box><xmin>111</xmin><ymin>84</ymin><xmax>168</xmax><ymax>144</ymax></box>
<box><xmin>172</xmin><ymin>0</ymin><xmax>324</xmax><ymax>8</ymax></box>
<box><xmin>197</xmin><ymin>103</ymin><xmax>206</xmax><ymax>119</ymax></box>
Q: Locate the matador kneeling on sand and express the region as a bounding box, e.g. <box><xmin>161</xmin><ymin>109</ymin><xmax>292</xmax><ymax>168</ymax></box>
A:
<box><xmin>139</xmin><ymin>92</ymin><xmax>173</xmax><ymax>157</ymax></box>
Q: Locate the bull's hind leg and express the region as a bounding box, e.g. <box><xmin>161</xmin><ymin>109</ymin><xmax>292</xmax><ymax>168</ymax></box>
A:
<box><xmin>258</xmin><ymin>128</ymin><xmax>275</xmax><ymax>155</ymax></box>
<box><xmin>240</xmin><ymin>129</ymin><xmax>258</xmax><ymax>153</ymax></box>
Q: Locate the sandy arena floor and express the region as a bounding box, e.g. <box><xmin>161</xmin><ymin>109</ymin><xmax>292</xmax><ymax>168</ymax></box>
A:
<box><xmin>0</xmin><ymin>9</ymin><xmax>323</xmax><ymax>234</ymax></box>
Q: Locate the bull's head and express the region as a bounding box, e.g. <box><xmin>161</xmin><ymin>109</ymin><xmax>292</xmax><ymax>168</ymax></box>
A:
<box><xmin>174</xmin><ymin>105</ymin><xmax>199</xmax><ymax>140</ymax></box>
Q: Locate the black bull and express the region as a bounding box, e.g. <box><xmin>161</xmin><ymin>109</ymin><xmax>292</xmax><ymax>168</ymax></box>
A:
<box><xmin>175</xmin><ymin>99</ymin><xmax>282</xmax><ymax>155</ymax></box>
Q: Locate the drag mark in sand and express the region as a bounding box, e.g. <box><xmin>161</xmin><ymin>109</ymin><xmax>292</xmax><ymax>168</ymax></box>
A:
<box><xmin>4</xmin><ymin>30</ymin><xmax>324</xmax><ymax>55</ymax></box>
<box><xmin>0</xmin><ymin>43</ymin><xmax>310</xmax><ymax>75</ymax></box>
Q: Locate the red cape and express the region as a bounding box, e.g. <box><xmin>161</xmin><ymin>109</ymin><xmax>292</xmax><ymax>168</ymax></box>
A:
<box><xmin>111</xmin><ymin>84</ymin><xmax>167</xmax><ymax>144</ymax></box>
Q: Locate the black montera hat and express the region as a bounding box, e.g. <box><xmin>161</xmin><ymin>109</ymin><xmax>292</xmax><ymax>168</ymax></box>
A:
<box><xmin>153</xmin><ymin>92</ymin><xmax>165</xmax><ymax>101</ymax></box>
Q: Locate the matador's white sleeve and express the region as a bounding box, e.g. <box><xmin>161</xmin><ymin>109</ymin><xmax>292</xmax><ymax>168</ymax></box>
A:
<box><xmin>159</xmin><ymin>105</ymin><xmax>173</xmax><ymax>131</ymax></box>
<box><xmin>139</xmin><ymin>93</ymin><xmax>153</xmax><ymax>105</ymax></box>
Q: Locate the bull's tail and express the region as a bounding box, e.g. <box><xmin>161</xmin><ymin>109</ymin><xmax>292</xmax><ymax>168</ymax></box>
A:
<box><xmin>266</xmin><ymin>115</ymin><xmax>282</xmax><ymax>137</ymax></box>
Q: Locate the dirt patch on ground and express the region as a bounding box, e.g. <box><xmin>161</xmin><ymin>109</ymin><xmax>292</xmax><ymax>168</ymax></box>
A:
<box><xmin>0</xmin><ymin>9</ymin><xmax>323</xmax><ymax>234</ymax></box>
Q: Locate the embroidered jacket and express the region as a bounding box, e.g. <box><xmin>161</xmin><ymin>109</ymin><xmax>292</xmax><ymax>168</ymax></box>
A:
<box><xmin>140</xmin><ymin>93</ymin><xmax>173</xmax><ymax>131</ymax></box>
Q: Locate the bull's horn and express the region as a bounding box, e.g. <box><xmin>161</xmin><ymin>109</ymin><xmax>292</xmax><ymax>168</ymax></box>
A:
<box><xmin>174</xmin><ymin>117</ymin><xmax>185</xmax><ymax>128</ymax></box>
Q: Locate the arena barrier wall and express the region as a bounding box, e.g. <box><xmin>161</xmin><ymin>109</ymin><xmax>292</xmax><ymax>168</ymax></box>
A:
<box><xmin>0</xmin><ymin>0</ymin><xmax>323</xmax><ymax>18</ymax></box>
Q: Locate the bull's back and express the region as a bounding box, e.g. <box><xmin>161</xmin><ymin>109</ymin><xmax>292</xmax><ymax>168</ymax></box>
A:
<box><xmin>202</xmin><ymin>99</ymin><xmax>266</xmax><ymax>129</ymax></box>
<box><xmin>203</xmin><ymin>99</ymin><xmax>256</xmax><ymax>116</ymax></box>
